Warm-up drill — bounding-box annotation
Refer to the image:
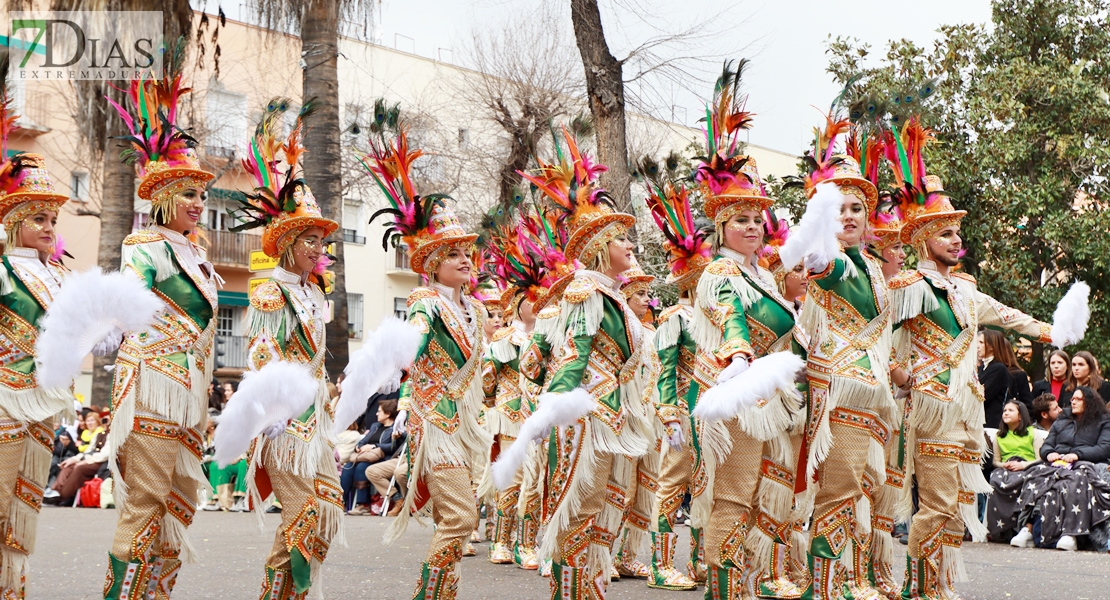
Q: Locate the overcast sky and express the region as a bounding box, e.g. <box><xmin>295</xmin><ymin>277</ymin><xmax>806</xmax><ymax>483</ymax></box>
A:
<box><xmin>375</xmin><ymin>0</ymin><xmax>993</xmax><ymax>156</ymax></box>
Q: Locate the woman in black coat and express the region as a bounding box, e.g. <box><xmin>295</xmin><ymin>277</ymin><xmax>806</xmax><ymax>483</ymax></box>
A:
<box><xmin>979</xmin><ymin>330</ymin><xmax>1013</xmax><ymax>428</ymax></box>
<box><xmin>1041</xmin><ymin>386</ymin><xmax>1110</xmax><ymax>464</ymax></box>
<box><xmin>1032</xmin><ymin>350</ymin><xmax>1071</xmax><ymax>401</ymax></box>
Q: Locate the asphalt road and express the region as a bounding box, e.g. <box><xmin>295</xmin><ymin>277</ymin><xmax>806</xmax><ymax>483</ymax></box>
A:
<box><xmin>33</xmin><ymin>506</ymin><xmax>1110</xmax><ymax>599</ymax></box>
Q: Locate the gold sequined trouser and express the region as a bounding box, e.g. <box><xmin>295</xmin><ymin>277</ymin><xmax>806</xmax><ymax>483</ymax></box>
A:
<box><xmin>704</xmin><ymin>418</ymin><xmax>764</xmax><ymax>596</ymax></box>
<box><xmin>755</xmin><ymin>432</ymin><xmax>807</xmax><ymax>599</ymax></box>
<box><xmin>552</xmin><ymin>451</ymin><xmax>617</xmax><ymax>600</ymax></box>
<box><xmin>425</xmin><ymin>463</ymin><xmax>478</xmax><ymax>567</ymax></box>
<box><xmin>614</xmin><ymin>443</ymin><xmax>659</xmax><ymax>570</ymax></box>
<box><xmin>0</xmin><ymin>412</ymin><xmax>51</xmax><ymax>599</ymax></box>
<box><xmin>902</xmin><ymin>423</ymin><xmax>975</xmax><ymax>599</ymax></box>
<box><xmin>105</xmin><ymin>424</ymin><xmax>202</xmax><ymax>600</ymax></box>
<box><xmin>260</xmin><ymin>447</ymin><xmax>343</xmax><ymax>598</ymax></box>
<box><xmin>651</xmin><ymin>429</ymin><xmax>705</xmax><ymax>583</ymax></box>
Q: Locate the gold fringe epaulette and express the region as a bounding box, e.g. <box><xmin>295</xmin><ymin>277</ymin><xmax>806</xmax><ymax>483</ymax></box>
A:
<box><xmin>564</xmin><ymin>276</ymin><xmax>597</xmax><ymax>304</ymax></box>
<box><xmin>492</xmin><ymin>326</ymin><xmax>516</xmax><ymax>343</ymax></box>
<box><xmin>705</xmin><ymin>258</ymin><xmax>742</xmax><ymax>277</ymax></box>
<box><xmin>123</xmin><ymin>230</ymin><xmax>166</xmax><ymax>245</ymax></box>
<box><xmin>406</xmin><ymin>287</ymin><xmax>438</xmax><ymax>307</ymax></box>
<box><xmin>887</xmin><ymin>270</ymin><xmax>923</xmax><ymax>290</ymax></box>
<box><xmin>658</xmin><ymin>304</ymin><xmax>684</xmax><ymax>323</ymax></box>
<box><xmin>952</xmin><ymin>272</ymin><xmax>977</xmax><ymax>285</ymax></box>
<box><xmin>249</xmin><ymin>280</ymin><xmax>285</xmax><ymax>312</ymax></box>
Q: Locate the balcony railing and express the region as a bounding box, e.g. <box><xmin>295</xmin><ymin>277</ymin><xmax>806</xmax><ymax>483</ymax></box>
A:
<box><xmin>215</xmin><ymin>335</ymin><xmax>250</xmax><ymax>369</ymax></box>
<box><xmin>206</xmin><ymin>230</ymin><xmax>256</xmax><ymax>268</ymax></box>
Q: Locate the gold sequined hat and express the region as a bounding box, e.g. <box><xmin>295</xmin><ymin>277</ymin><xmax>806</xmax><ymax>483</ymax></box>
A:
<box><xmin>110</xmin><ymin>40</ymin><xmax>214</xmax><ymax>224</ymax></box>
<box><xmin>230</xmin><ymin>98</ymin><xmax>339</xmax><ymax>258</ymax></box>
<box><xmin>519</xmin><ymin>127</ymin><xmax>635</xmax><ymax>266</ymax></box>
<box><xmin>619</xmin><ymin>256</ymin><xmax>654</xmax><ymax>300</ymax></box>
<box><xmin>364</xmin><ymin>126</ymin><xmax>477</xmax><ymax>276</ymax></box>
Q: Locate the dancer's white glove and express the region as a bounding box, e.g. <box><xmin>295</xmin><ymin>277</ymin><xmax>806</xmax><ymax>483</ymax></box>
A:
<box><xmin>804</xmin><ymin>252</ymin><xmax>830</xmax><ymax>275</ymax></box>
<box><xmin>92</xmin><ymin>327</ymin><xmax>124</xmax><ymax>357</ymax></box>
<box><xmin>263</xmin><ymin>420</ymin><xmax>288</xmax><ymax>440</ymax></box>
<box><xmin>378</xmin><ymin>372</ymin><xmax>402</xmax><ymax>395</ymax></box>
<box><xmin>717</xmin><ymin>356</ymin><xmax>750</xmax><ymax>384</ymax></box>
<box><xmin>393</xmin><ymin>410</ymin><xmax>408</xmax><ymax>438</ymax></box>
<box><xmin>663</xmin><ymin>421</ymin><xmax>685</xmax><ymax>451</ymax></box>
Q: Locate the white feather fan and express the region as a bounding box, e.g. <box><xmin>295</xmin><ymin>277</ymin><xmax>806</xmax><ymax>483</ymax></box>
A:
<box><xmin>35</xmin><ymin>268</ymin><xmax>163</xmax><ymax>390</ymax></box>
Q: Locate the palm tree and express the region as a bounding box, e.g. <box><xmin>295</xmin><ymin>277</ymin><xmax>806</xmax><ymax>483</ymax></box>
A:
<box><xmin>51</xmin><ymin>0</ymin><xmax>195</xmax><ymax>406</ymax></box>
<box><xmin>253</xmin><ymin>0</ymin><xmax>377</xmax><ymax>380</ymax></box>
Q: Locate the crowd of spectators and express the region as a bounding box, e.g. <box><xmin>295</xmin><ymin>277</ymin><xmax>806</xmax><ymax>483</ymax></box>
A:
<box><xmin>981</xmin><ymin>341</ymin><xmax>1110</xmax><ymax>553</ymax></box>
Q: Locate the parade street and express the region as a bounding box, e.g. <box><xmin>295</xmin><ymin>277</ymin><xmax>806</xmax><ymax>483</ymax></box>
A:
<box><xmin>35</xmin><ymin>507</ymin><xmax>1108</xmax><ymax>599</ymax></box>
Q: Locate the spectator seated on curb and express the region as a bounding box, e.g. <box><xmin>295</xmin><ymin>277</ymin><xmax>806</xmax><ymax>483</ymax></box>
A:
<box><xmin>985</xmin><ymin>400</ymin><xmax>1047</xmax><ymax>545</ymax></box>
<box><xmin>341</xmin><ymin>400</ymin><xmax>403</xmax><ymax>515</ymax></box>
<box><xmin>990</xmin><ymin>387</ymin><xmax>1110</xmax><ymax>552</ymax></box>
<box><xmin>45</xmin><ymin>417</ymin><xmax>110</xmax><ymax>506</ymax></box>
<box><xmin>1032</xmin><ymin>393</ymin><xmax>1062</xmax><ymax>432</ymax></box>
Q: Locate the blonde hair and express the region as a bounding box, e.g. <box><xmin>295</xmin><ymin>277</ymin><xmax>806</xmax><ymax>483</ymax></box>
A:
<box><xmin>585</xmin><ymin>245</ymin><xmax>611</xmax><ymax>273</ymax></box>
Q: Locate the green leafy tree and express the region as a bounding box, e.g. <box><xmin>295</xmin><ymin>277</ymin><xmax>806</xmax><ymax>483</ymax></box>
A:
<box><xmin>825</xmin><ymin>0</ymin><xmax>1110</xmax><ymax>378</ymax></box>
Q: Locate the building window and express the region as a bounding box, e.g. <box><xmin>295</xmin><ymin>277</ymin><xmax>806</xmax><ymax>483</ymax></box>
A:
<box><xmin>206</xmin><ymin>208</ymin><xmax>233</xmax><ymax>231</ymax></box>
<box><xmin>342</xmin><ymin>228</ymin><xmax>366</xmax><ymax>244</ymax></box>
<box><xmin>458</xmin><ymin>128</ymin><xmax>470</xmax><ymax>148</ymax></box>
<box><xmin>216</xmin><ymin>307</ymin><xmax>236</xmax><ymax>337</ymax></box>
<box><xmin>205</xmin><ymin>89</ymin><xmax>248</xmax><ymax>158</ymax></box>
<box><xmin>393</xmin><ymin>244</ymin><xmax>411</xmax><ymax>270</ymax></box>
<box><xmin>394</xmin><ymin>297</ymin><xmax>407</xmax><ymax>320</ymax></box>
<box><xmin>70</xmin><ymin>171</ymin><xmax>89</xmax><ymax>200</ymax></box>
<box><xmin>348</xmin><ymin>293</ymin><xmax>364</xmax><ymax>339</ymax></box>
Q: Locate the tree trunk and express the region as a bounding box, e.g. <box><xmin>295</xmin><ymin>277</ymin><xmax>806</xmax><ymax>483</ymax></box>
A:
<box><xmin>569</xmin><ymin>0</ymin><xmax>633</xmax><ymax>219</ymax></box>
<box><xmin>90</xmin><ymin>84</ymin><xmax>137</xmax><ymax>407</ymax></box>
<box><xmin>301</xmin><ymin>0</ymin><xmax>348</xmax><ymax>381</ymax></box>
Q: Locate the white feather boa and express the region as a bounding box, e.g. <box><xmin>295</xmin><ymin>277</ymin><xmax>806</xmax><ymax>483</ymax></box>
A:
<box><xmin>34</xmin><ymin>268</ymin><xmax>163</xmax><ymax>390</ymax></box>
<box><xmin>331</xmin><ymin>316</ymin><xmax>422</xmax><ymax>434</ymax></box>
<box><xmin>692</xmin><ymin>351</ymin><xmax>806</xmax><ymax>423</ymax></box>
<box><xmin>213</xmin><ymin>360</ymin><xmax>318</xmax><ymax>467</ymax></box>
<box><xmin>491</xmin><ymin>387</ymin><xmax>596</xmax><ymax>490</ymax></box>
<box><xmin>1051</xmin><ymin>281</ymin><xmax>1090</xmax><ymax>348</ymax></box>
<box><xmin>779</xmin><ymin>182</ymin><xmax>845</xmax><ymax>271</ymax></box>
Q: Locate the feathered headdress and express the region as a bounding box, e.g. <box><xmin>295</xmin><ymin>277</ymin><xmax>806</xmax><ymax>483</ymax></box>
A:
<box><xmin>364</xmin><ymin>126</ymin><xmax>477</xmax><ymax>276</ymax></box>
<box><xmin>799</xmin><ymin>87</ymin><xmax>878</xmax><ymax>208</ymax></box>
<box><xmin>481</xmin><ymin>192</ymin><xmax>575</xmax><ymax>313</ymax></box>
<box><xmin>885</xmin><ymin>117</ymin><xmax>965</xmax><ymax>245</ymax></box>
<box><xmin>0</xmin><ymin>51</ymin><xmax>68</xmax><ymax>241</ymax></box>
<box><xmin>108</xmin><ymin>38</ymin><xmax>213</xmax><ymax>223</ymax></box>
<box><xmin>230</xmin><ymin>97</ymin><xmax>337</xmax><ymax>258</ymax></box>
<box><xmin>518</xmin><ymin>127</ymin><xmax>633</xmax><ymax>264</ymax></box>
<box><xmin>694</xmin><ymin>60</ymin><xmax>772</xmax><ymax>223</ymax></box>
<box><xmin>642</xmin><ymin>158</ymin><xmax>712</xmax><ymax>291</ymax></box>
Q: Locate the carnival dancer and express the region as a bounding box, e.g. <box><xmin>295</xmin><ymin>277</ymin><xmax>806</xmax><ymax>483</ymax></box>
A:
<box><xmin>750</xmin><ymin>210</ymin><xmax>812</xmax><ymax>600</ymax></box>
<box><xmin>511</xmin><ymin>205</ymin><xmax>577</xmax><ymax>576</ymax></box>
<box><xmin>366</xmin><ymin>127</ymin><xmax>492</xmax><ymax>600</ymax></box>
<box><xmin>477</xmin><ymin>215</ymin><xmax>539</xmax><ymax>565</ymax></box>
<box><xmin>862</xmin><ymin>189</ymin><xmax>908</xmax><ymax>599</ymax></box>
<box><xmin>642</xmin><ymin>171</ymin><xmax>713</xmax><ymax>591</ymax></box>
<box><xmin>492</xmin><ymin>127</ymin><xmax>650</xmax><ymax>599</ymax></box>
<box><xmin>0</xmin><ymin>71</ymin><xmax>75</xmax><ymax>596</ymax></box>
<box><xmin>99</xmin><ymin>46</ymin><xmax>220</xmax><ymax>599</ymax></box>
<box><xmin>220</xmin><ymin>99</ymin><xmax>343</xmax><ymax>599</ymax></box>
<box><xmin>776</xmin><ymin>109</ymin><xmax>895</xmax><ymax>600</ymax></box>
<box><xmin>884</xmin><ymin>118</ymin><xmax>1088</xmax><ymax>599</ymax></box>
<box><xmin>684</xmin><ymin>88</ymin><xmax>807</xmax><ymax>600</ymax></box>
<box><xmin>473</xmin><ymin>280</ymin><xmax>504</xmax><ymax>554</ymax></box>
<box><xmin>611</xmin><ymin>258</ymin><xmax>658</xmax><ymax>580</ymax></box>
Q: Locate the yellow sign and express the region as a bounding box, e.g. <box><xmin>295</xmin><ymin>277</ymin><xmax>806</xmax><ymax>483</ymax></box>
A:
<box><xmin>249</xmin><ymin>277</ymin><xmax>269</xmax><ymax>296</ymax></box>
<box><xmin>249</xmin><ymin>250</ymin><xmax>278</xmax><ymax>272</ymax></box>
